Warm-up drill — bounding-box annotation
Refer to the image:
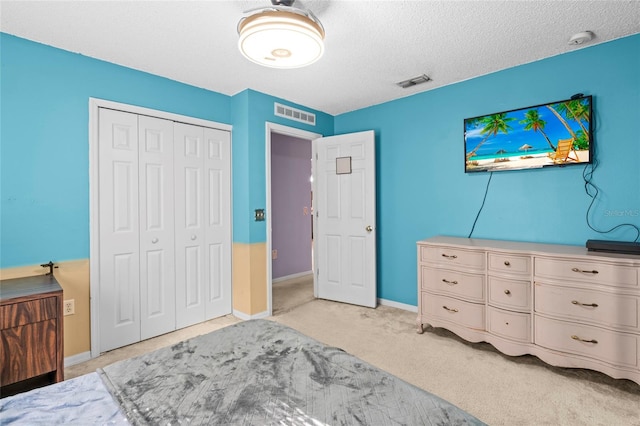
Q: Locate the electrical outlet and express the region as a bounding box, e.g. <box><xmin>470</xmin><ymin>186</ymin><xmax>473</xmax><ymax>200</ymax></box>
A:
<box><xmin>63</xmin><ymin>299</ymin><xmax>75</xmax><ymax>316</ymax></box>
<box><xmin>272</xmin><ymin>249</ymin><xmax>278</xmax><ymax>260</ymax></box>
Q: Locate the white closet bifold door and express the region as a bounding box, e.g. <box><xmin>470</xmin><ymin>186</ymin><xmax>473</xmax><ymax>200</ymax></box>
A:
<box><xmin>98</xmin><ymin>108</ymin><xmax>141</xmax><ymax>352</ymax></box>
<box><xmin>173</xmin><ymin>123</ymin><xmax>232</xmax><ymax>328</ymax></box>
<box><xmin>138</xmin><ymin>115</ymin><xmax>176</xmax><ymax>340</ymax></box>
<box><xmin>174</xmin><ymin>122</ymin><xmax>207</xmax><ymax>329</ymax></box>
<box><xmin>96</xmin><ymin>105</ymin><xmax>232</xmax><ymax>352</ymax></box>
<box><xmin>202</xmin><ymin>127</ymin><xmax>232</xmax><ymax>320</ymax></box>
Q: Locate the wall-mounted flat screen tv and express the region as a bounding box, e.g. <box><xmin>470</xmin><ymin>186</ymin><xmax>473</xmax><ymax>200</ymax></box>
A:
<box><xmin>464</xmin><ymin>95</ymin><xmax>593</xmax><ymax>173</ymax></box>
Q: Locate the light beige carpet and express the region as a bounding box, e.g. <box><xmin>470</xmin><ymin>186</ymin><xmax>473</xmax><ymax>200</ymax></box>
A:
<box><xmin>272</xmin><ymin>273</ymin><xmax>316</xmax><ymax>315</ymax></box>
<box><xmin>67</xmin><ymin>277</ymin><xmax>640</xmax><ymax>425</ymax></box>
<box><xmin>272</xmin><ymin>297</ymin><xmax>640</xmax><ymax>426</ymax></box>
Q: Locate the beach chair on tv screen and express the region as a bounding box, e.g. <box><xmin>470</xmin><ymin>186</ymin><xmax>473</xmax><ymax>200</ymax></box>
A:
<box><xmin>548</xmin><ymin>138</ymin><xmax>579</xmax><ymax>163</ymax></box>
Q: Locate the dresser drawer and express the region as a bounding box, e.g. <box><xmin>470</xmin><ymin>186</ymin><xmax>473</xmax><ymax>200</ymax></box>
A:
<box><xmin>487</xmin><ymin>306</ymin><xmax>531</xmax><ymax>343</ymax></box>
<box><xmin>535</xmin><ymin>257</ymin><xmax>639</xmax><ymax>289</ymax></box>
<box><xmin>535</xmin><ymin>316</ymin><xmax>638</xmax><ymax>368</ymax></box>
<box><xmin>488</xmin><ymin>276</ymin><xmax>530</xmax><ymax>311</ymax></box>
<box><xmin>420</xmin><ymin>245</ymin><xmax>485</xmax><ymax>270</ymax></box>
<box><xmin>488</xmin><ymin>252</ymin><xmax>531</xmax><ymax>275</ymax></box>
<box><xmin>534</xmin><ymin>284</ymin><xmax>639</xmax><ymax>330</ymax></box>
<box><xmin>421</xmin><ymin>266</ymin><xmax>484</xmax><ymax>302</ymax></box>
<box><xmin>421</xmin><ymin>293</ymin><xmax>485</xmax><ymax>330</ymax></box>
<box><xmin>0</xmin><ymin>297</ymin><xmax>58</xmax><ymax>330</ymax></box>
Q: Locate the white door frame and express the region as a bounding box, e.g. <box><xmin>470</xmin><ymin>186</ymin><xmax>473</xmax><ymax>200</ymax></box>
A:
<box><xmin>89</xmin><ymin>97</ymin><xmax>232</xmax><ymax>358</ymax></box>
<box><xmin>265</xmin><ymin>122</ymin><xmax>322</xmax><ymax>316</ymax></box>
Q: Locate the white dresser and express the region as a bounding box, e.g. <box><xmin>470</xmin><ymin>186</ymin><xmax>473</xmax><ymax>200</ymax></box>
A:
<box><xmin>417</xmin><ymin>236</ymin><xmax>640</xmax><ymax>385</ymax></box>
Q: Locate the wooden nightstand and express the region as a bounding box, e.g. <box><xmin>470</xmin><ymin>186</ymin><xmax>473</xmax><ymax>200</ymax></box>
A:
<box><xmin>0</xmin><ymin>274</ymin><xmax>64</xmax><ymax>397</ymax></box>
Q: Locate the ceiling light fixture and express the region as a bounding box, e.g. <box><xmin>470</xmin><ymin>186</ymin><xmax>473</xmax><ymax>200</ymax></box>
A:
<box><xmin>238</xmin><ymin>0</ymin><xmax>325</xmax><ymax>69</ymax></box>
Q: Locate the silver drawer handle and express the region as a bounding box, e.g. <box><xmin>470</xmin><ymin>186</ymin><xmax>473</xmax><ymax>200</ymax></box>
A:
<box><xmin>191</xmin><ymin>235</ymin><xmax>197</xmax><ymax>241</ymax></box>
<box><xmin>441</xmin><ymin>254</ymin><xmax>457</xmax><ymax>259</ymax></box>
<box><xmin>504</xmin><ymin>289</ymin><xmax>511</xmax><ymax>295</ymax></box>
<box><xmin>442</xmin><ymin>279</ymin><xmax>458</xmax><ymax>285</ymax></box>
<box><xmin>151</xmin><ymin>238</ymin><xmax>159</xmax><ymax>244</ymax></box>
<box><xmin>571</xmin><ymin>300</ymin><xmax>598</xmax><ymax>308</ymax></box>
<box><xmin>571</xmin><ymin>267</ymin><xmax>599</xmax><ymax>274</ymax></box>
<box><xmin>442</xmin><ymin>305</ymin><xmax>459</xmax><ymax>313</ymax></box>
<box><xmin>571</xmin><ymin>335</ymin><xmax>598</xmax><ymax>344</ymax></box>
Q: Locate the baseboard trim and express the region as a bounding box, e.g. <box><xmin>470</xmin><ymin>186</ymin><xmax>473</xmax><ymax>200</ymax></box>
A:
<box><xmin>272</xmin><ymin>270</ymin><xmax>313</xmax><ymax>283</ymax></box>
<box><xmin>233</xmin><ymin>309</ymin><xmax>270</xmax><ymax>320</ymax></box>
<box><xmin>377</xmin><ymin>298</ymin><xmax>418</xmax><ymax>313</ymax></box>
<box><xmin>64</xmin><ymin>351</ymin><xmax>92</xmax><ymax>367</ymax></box>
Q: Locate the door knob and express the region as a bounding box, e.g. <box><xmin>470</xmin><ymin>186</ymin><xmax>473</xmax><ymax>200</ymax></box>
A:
<box><xmin>366</xmin><ymin>225</ymin><xmax>373</xmax><ymax>232</ymax></box>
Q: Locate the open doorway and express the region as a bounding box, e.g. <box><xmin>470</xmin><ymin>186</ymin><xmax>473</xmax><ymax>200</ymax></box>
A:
<box><xmin>265</xmin><ymin>123</ymin><xmax>322</xmax><ymax>316</ymax></box>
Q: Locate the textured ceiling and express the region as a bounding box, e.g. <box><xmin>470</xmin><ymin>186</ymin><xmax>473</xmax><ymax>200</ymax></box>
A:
<box><xmin>2</xmin><ymin>1</ymin><xmax>639</xmax><ymax>115</ymax></box>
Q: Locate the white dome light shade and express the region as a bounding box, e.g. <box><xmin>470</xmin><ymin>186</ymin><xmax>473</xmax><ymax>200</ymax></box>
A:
<box><xmin>238</xmin><ymin>11</ymin><xmax>325</xmax><ymax>69</ymax></box>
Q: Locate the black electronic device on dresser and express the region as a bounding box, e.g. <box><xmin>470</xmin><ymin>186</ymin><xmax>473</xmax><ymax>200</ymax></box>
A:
<box><xmin>586</xmin><ymin>239</ymin><xmax>640</xmax><ymax>255</ymax></box>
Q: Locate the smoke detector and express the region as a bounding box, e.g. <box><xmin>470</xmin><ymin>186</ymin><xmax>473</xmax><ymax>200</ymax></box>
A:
<box><xmin>568</xmin><ymin>31</ymin><xmax>594</xmax><ymax>46</ymax></box>
<box><xmin>396</xmin><ymin>74</ymin><xmax>432</xmax><ymax>89</ymax></box>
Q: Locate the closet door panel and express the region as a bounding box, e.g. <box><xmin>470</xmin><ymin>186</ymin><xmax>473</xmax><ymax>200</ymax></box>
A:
<box><xmin>174</xmin><ymin>123</ymin><xmax>206</xmax><ymax>328</ymax></box>
<box><xmin>204</xmin><ymin>128</ymin><xmax>232</xmax><ymax>318</ymax></box>
<box><xmin>98</xmin><ymin>108</ymin><xmax>141</xmax><ymax>352</ymax></box>
<box><xmin>139</xmin><ymin>116</ymin><xmax>176</xmax><ymax>340</ymax></box>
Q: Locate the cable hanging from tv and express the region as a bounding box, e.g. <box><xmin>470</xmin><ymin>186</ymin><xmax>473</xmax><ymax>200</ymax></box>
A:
<box><xmin>582</xmin><ymin>108</ymin><xmax>639</xmax><ymax>245</ymax></box>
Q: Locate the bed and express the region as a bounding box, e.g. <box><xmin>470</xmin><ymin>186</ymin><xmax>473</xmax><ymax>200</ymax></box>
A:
<box><xmin>1</xmin><ymin>319</ymin><xmax>484</xmax><ymax>425</ymax></box>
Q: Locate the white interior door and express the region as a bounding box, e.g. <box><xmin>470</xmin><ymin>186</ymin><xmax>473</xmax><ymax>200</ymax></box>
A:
<box><xmin>314</xmin><ymin>130</ymin><xmax>377</xmax><ymax>307</ymax></box>
<box><xmin>98</xmin><ymin>108</ymin><xmax>141</xmax><ymax>352</ymax></box>
<box><xmin>138</xmin><ymin>115</ymin><xmax>176</xmax><ymax>340</ymax></box>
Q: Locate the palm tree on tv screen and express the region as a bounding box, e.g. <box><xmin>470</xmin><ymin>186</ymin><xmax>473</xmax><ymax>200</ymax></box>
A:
<box><xmin>520</xmin><ymin>109</ymin><xmax>556</xmax><ymax>151</ymax></box>
<box><xmin>555</xmin><ymin>99</ymin><xmax>590</xmax><ymax>138</ymax></box>
<box><xmin>466</xmin><ymin>113</ymin><xmax>515</xmax><ymax>160</ymax></box>
<box><xmin>545</xmin><ymin>99</ymin><xmax>589</xmax><ymax>146</ymax></box>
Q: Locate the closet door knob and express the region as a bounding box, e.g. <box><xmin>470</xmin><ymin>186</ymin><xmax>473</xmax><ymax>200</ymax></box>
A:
<box><xmin>151</xmin><ymin>238</ymin><xmax>159</xmax><ymax>244</ymax></box>
<box><xmin>191</xmin><ymin>235</ymin><xmax>197</xmax><ymax>241</ymax></box>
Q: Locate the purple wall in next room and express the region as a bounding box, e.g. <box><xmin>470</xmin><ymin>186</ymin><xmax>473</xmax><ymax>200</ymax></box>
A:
<box><xmin>271</xmin><ymin>134</ymin><xmax>313</xmax><ymax>279</ymax></box>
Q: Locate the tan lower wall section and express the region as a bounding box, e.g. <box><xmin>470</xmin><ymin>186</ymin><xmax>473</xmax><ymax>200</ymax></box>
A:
<box><xmin>0</xmin><ymin>260</ymin><xmax>91</xmax><ymax>358</ymax></box>
<box><xmin>232</xmin><ymin>242</ymin><xmax>267</xmax><ymax>316</ymax></box>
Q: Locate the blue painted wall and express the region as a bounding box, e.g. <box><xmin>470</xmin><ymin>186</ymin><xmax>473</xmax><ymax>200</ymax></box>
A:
<box><xmin>335</xmin><ymin>34</ymin><xmax>640</xmax><ymax>306</ymax></box>
<box><xmin>0</xmin><ymin>34</ymin><xmax>332</xmax><ymax>267</ymax></box>
<box><xmin>0</xmin><ymin>34</ymin><xmax>231</xmax><ymax>267</ymax></box>
<box><xmin>3</xmin><ymin>31</ymin><xmax>638</xmax><ymax>313</ymax></box>
<box><xmin>231</xmin><ymin>89</ymin><xmax>333</xmax><ymax>244</ymax></box>
<box><xmin>230</xmin><ymin>91</ymin><xmax>251</xmax><ymax>244</ymax></box>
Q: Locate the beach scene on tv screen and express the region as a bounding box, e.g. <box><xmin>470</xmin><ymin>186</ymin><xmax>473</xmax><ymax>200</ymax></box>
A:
<box><xmin>464</xmin><ymin>97</ymin><xmax>591</xmax><ymax>173</ymax></box>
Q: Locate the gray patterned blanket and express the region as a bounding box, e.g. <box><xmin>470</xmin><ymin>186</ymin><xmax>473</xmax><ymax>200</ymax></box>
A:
<box><xmin>99</xmin><ymin>319</ymin><xmax>484</xmax><ymax>425</ymax></box>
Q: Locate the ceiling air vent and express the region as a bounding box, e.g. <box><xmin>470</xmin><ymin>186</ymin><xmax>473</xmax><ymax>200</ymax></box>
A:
<box><xmin>274</xmin><ymin>102</ymin><xmax>316</xmax><ymax>126</ymax></box>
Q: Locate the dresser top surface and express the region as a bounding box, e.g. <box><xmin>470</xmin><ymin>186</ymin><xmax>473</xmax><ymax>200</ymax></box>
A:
<box><xmin>0</xmin><ymin>274</ymin><xmax>63</xmax><ymax>302</ymax></box>
<box><xmin>418</xmin><ymin>236</ymin><xmax>640</xmax><ymax>264</ymax></box>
